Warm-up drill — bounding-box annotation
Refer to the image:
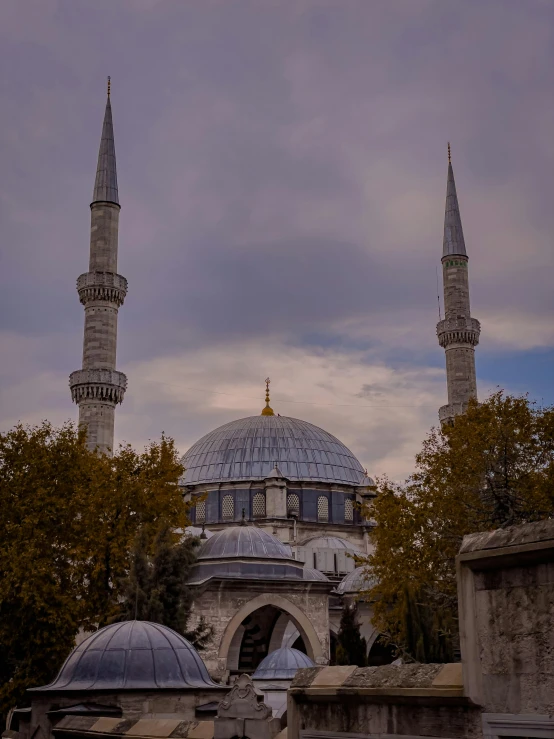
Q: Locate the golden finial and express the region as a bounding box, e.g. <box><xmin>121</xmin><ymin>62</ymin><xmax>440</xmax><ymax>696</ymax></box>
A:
<box><xmin>447</xmin><ymin>141</ymin><xmax>451</xmax><ymax>164</ymax></box>
<box><xmin>107</xmin><ymin>76</ymin><xmax>111</xmax><ymax>98</ymax></box>
<box><xmin>261</xmin><ymin>377</ymin><xmax>275</xmax><ymax>416</ymax></box>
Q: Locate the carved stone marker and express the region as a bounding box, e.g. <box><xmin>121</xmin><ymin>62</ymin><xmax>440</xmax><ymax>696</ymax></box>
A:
<box><xmin>214</xmin><ymin>675</ymin><xmax>281</xmax><ymax>739</ymax></box>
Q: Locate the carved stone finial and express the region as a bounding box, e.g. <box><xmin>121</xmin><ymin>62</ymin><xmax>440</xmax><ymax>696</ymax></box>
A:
<box><xmin>217</xmin><ymin>674</ymin><xmax>271</xmax><ymax>720</ymax></box>
<box><xmin>261</xmin><ymin>377</ymin><xmax>274</xmax><ymax>416</ymax></box>
<box><xmin>215</xmin><ymin>674</ymin><xmax>281</xmax><ymax>739</ymax></box>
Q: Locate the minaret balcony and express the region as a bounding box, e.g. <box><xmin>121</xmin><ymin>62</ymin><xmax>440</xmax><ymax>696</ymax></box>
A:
<box><xmin>77</xmin><ymin>271</ymin><xmax>127</xmax><ymax>307</ymax></box>
<box><xmin>438</xmin><ymin>402</ymin><xmax>467</xmax><ymax>424</ymax></box>
<box><xmin>69</xmin><ymin>368</ymin><xmax>127</xmax><ymax>405</ymax></box>
<box><xmin>436</xmin><ymin>316</ymin><xmax>480</xmax><ymax>348</ymax></box>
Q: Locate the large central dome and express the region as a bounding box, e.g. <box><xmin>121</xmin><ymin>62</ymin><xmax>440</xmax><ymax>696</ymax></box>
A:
<box><xmin>181</xmin><ymin>415</ymin><xmax>365</xmax><ymax>486</ymax></box>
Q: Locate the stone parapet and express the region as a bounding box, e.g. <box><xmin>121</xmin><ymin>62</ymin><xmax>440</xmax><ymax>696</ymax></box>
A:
<box><xmin>438</xmin><ymin>402</ymin><xmax>466</xmax><ymax>424</ymax></box>
<box><xmin>69</xmin><ymin>368</ymin><xmax>127</xmax><ymax>405</ymax></box>
<box><xmin>437</xmin><ymin>316</ymin><xmax>480</xmax><ymax>348</ymax></box>
<box><xmin>77</xmin><ymin>271</ymin><xmax>127</xmax><ymax>307</ymax></box>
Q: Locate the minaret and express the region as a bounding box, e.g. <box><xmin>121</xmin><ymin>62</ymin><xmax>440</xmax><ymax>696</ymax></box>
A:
<box><xmin>69</xmin><ymin>78</ymin><xmax>127</xmax><ymax>453</ymax></box>
<box><xmin>436</xmin><ymin>144</ymin><xmax>480</xmax><ymax>424</ymax></box>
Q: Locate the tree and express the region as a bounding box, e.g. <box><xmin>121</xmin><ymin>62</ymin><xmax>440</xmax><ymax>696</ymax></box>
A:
<box><xmin>361</xmin><ymin>392</ymin><xmax>554</xmax><ymax>661</ymax></box>
<box><xmin>335</xmin><ymin>603</ymin><xmax>367</xmax><ymax>666</ymax></box>
<box><xmin>112</xmin><ymin>526</ymin><xmax>213</xmax><ymax>649</ymax></box>
<box><xmin>0</xmin><ymin>421</ymin><xmax>190</xmax><ymax>714</ymax></box>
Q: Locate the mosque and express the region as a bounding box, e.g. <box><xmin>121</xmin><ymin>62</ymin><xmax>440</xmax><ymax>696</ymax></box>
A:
<box><xmin>67</xmin><ymin>83</ymin><xmax>480</xmax><ymax>683</ymax></box>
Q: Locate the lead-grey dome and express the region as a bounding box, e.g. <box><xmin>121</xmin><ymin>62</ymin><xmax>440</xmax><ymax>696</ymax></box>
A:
<box><xmin>252</xmin><ymin>647</ymin><xmax>315</xmax><ymax>680</ymax></box>
<box><xmin>31</xmin><ymin>621</ymin><xmax>217</xmax><ymax>691</ymax></box>
<box><xmin>197</xmin><ymin>526</ymin><xmax>292</xmax><ymax>561</ymax></box>
<box><xmin>189</xmin><ymin>526</ymin><xmax>328</xmax><ymax>584</ymax></box>
<box><xmin>335</xmin><ymin>567</ymin><xmax>376</xmax><ymax>595</ymax></box>
<box><xmin>180</xmin><ymin>415</ymin><xmax>365</xmax><ymax>486</ymax></box>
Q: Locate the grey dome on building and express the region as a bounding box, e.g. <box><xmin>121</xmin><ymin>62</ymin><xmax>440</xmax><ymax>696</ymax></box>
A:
<box><xmin>188</xmin><ymin>526</ymin><xmax>325</xmax><ymax>584</ymax></box>
<box><xmin>302</xmin><ymin>535</ymin><xmax>361</xmax><ymax>551</ymax></box>
<box><xmin>180</xmin><ymin>415</ymin><xmax>365</xmax><ymax>486</ymax></box>
<box><xmin>252</xmin><ymin>647</ymin><xmax>315</xmax><ymax>680</ymax></box>
<box><xmin>31</xmin><ymin>621</ymin><xmax>216</xmax><ymax>691</ymax></box>
<box><xmin>197</xmin><ymin>525</ymin><xmax>292</xmax><ymax>561</ymax></box>
<box><xmin>335</xmin><ymin>566</ymin><xmax>376</xmax><ymax>595</ymax></box>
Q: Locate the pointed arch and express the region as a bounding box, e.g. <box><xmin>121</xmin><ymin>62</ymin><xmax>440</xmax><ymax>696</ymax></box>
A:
<box><xmin>218</xmin><ymin>593</ymin><xmax>323</xmax><ymax>662</ymax></box>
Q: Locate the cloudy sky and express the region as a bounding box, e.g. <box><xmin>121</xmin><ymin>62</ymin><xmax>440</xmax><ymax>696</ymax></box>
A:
<box><xmin>1</xmin><ymin>0</ymin><xmax>553</xmax><ymax>480</ymax></box>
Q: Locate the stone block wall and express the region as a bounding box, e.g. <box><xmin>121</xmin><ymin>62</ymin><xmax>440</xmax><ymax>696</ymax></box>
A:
<box><xmin>445</xmin><ymin>344</ymin><xmax>477</xmax><ymax>405</ymax></box>
<box><xmin>287</xmin><ymin>664</ymin><xmax>482</xmax><ymax>739</ymax></box>
<box><xmin>443</xmin><ymin>259</ymin><xmax>470</xmax><ymax>320</ymax></box>
<box><xmin>82</xmin><ymin>305</ymin><xmax>119</xmax><ymax>367</ymax></box>
<box><xmin>457</xmin><ymin>519</ymin><xmax>554</xmax><ymax>716</ymax></box>
<box><xmin>89</xmin><ymin>204</ymin><xmax>119</xmax><ymax>272</ymax></box>
<box><xmin>78</xmin><ymin>401</ymin><xmax>115</xmax><ymax>452</ymax></box>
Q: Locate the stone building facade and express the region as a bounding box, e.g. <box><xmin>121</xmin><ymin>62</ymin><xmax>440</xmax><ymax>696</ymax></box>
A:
<box><xmin>185</xmin><ymin>526</ymin><xmax>332</xmax><ymax>682</ymax></box>
<box><xmin>179</xmin><ymin>406</ymin><xmax>379</xmax><ymax>676</ymax></box>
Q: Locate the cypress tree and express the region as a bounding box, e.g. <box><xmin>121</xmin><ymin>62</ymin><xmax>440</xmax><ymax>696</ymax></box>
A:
<box><xmin>335</xmin><ymin>603</ymin><xmax>367</xmax><ymax>666</ymax></box>
<box><xmin>114</xmin><ymin>526</ymin><xmax>213</xmax><ymax>649</ymax></box>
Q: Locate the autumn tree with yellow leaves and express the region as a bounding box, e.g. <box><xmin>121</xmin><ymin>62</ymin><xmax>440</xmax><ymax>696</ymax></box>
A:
<box><xmin>0</xmin><ymin>421</ymin><xmax>190</xmax><ymax>714</ymax></box>
<box><xmin>361</xmin><ymin>392</ymin><xmax>554</xmax><ymax>662</ymax></box>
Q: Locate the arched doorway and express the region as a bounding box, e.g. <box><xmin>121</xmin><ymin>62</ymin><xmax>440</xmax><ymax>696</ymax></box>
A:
<box><xmin>219</xmin><ymin>593</ymin><xmax>323</xmax><ymax>675</ymax></box>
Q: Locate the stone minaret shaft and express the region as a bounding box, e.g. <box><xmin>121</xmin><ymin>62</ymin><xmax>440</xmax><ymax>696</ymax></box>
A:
<box><xmin>436</xmin><ymin>148</ymin><xmax>480</xmax><ymax>424</ymax></box>
<box><xmin>70</xmin><ymin>83</ymin><xmax>127</xmax><ymax>453</ymax></box>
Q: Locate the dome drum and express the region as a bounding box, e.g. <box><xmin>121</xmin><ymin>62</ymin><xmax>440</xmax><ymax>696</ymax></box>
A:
<box><xmin>189</xmin><ymin>486</ymin><xmax>361</xmax><ymax>528</ymax></box>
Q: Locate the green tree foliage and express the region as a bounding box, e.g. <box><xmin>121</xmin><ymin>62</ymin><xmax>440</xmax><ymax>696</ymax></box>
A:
<box><xmin>0</xmin><ymin>421</ymin><xmax>190</xmax><ymax>714</ymax></box>
<box><xmin>335</xmin><ymin>603</ymin><xmax>367</xmax><ymax>666</ymax></box>
<box><xmin>361</xmin><ymin>392</ymin><xmax>554</xmax><ymax>661</ymax></box>
<box><xmin>113</xmin><ymin>526</ymin><xmax>213</xmax><ymax>649</ymax></box>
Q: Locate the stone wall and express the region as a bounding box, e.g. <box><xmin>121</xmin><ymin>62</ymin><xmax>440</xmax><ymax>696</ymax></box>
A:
<box><xmin>288</xmin><ymin>664</ymin><xmax>482</xmax><ymax>739</ymax></box>
<box><xmin>16</xmin><ymin>687</ymin><xmax>226</xmax><ymax>739</ymax></box>
<box><xmin>457</xmin><ymin>519</ymin><xmax>554</xmax><ymax>716</ymax></box>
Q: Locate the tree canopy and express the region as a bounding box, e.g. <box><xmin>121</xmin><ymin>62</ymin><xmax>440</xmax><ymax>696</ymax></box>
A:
<box><xmin>0</xmin><ymin>421</ymin><xmax>190</xmax><ymax>714</ymax></box>
<box><xmin>361</xmin><ymin>392</ymin><xmax>554</xmax><ymax>661</ymax></box>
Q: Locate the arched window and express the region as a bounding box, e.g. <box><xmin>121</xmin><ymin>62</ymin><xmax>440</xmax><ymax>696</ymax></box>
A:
<box><xmin>287</xmin><ymin>493</ymin><xmax>300</xmax><ymax>516</ymax></box>
<box><xmin>195</xmin><ymin>499</ymin><xmax>206</xmax><ymax>524</ymax></box>
<box><xmin>344</xmin><ymin>498</ymin><xmax>354</xmax><ymax>522</ymax></box>
<box><xmin>317</xmin><ymin>495</ymin><xmax>329</xmax><ymax>522</ymax></box>
<box><xmin>252</xmin><ymin>492</ymin><xmax>266</xmax><ymax>518</ymax></box>
<box><xmin>222</xmin><ymin>494</ymin><xmax>234</xmax><ymax>520</ymax></box>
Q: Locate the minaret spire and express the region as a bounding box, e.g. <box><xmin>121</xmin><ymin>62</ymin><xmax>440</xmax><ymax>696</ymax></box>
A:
<box><xmin>70</xmin><ymin>80</ymin><xmax>128</xmax><ymax>454</ymax></box>
<box><xmin>436</xmin><ymin>145</ymin><xmax>480</xmax><ymax>425</ymax></box>
<box><xmin>92</xmin><ymin>78</ymin><xmax>119</xmax><ymax>206</ymax></box>
<box><xmin>443</xmin><ymin>143</ymin><xmax>466</xmax><ymax>259</ymax></box>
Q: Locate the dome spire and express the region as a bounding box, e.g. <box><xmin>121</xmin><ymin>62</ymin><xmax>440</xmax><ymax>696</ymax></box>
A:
<box><xmin>261</xmin><ymin>377</ymin><xmax>275</xmax><ymax>416</ymax></box>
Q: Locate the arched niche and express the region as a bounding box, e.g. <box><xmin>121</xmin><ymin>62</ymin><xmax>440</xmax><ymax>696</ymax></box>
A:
<box><xmin>218</xmin><ymin>593</ymin><xmax>323</xmax><ymax>665</ymax></box>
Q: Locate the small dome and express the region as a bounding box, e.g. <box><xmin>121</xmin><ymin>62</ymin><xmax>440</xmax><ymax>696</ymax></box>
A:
<box><xmin>197</xmin><ymin>526</ymin><xmax>292</xmax><ymax>561</ymax></box>
<box><xmin>252</xmin><ymin>648</ymin><xmax>315</xmax><ymax>680</ymax></box>
<box><xmin>303</xmin><ymin>568</ymin><xmax>329</xmax><ymax>581</ymax></box>
<box><xmin>302</xmin><ymin>536</ymin><xmax>361</xmax><ymax>551</ymax></box>
<box><xmin>358</xmin><ymin>473</ymin><xmax>375</xmax><ymax>487</ymax></box>
<box><xmin>335</xmin><ymin>567</ymin><xmax>376</xmax><ymax>595</ymax></box>
<box><xmin>31</xmin><ymin>621</ymin><xmax>216</xmax><ymax>691</ymax></box>
<box><xmin>189</xmin><ymin>526</ymin><xmax>318</xmax><ymax>584</ymax></box>
<box><xmin>180</xmin><ymin>415</ymin><xmax>365</xmax><ymax>486</ymax></box>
